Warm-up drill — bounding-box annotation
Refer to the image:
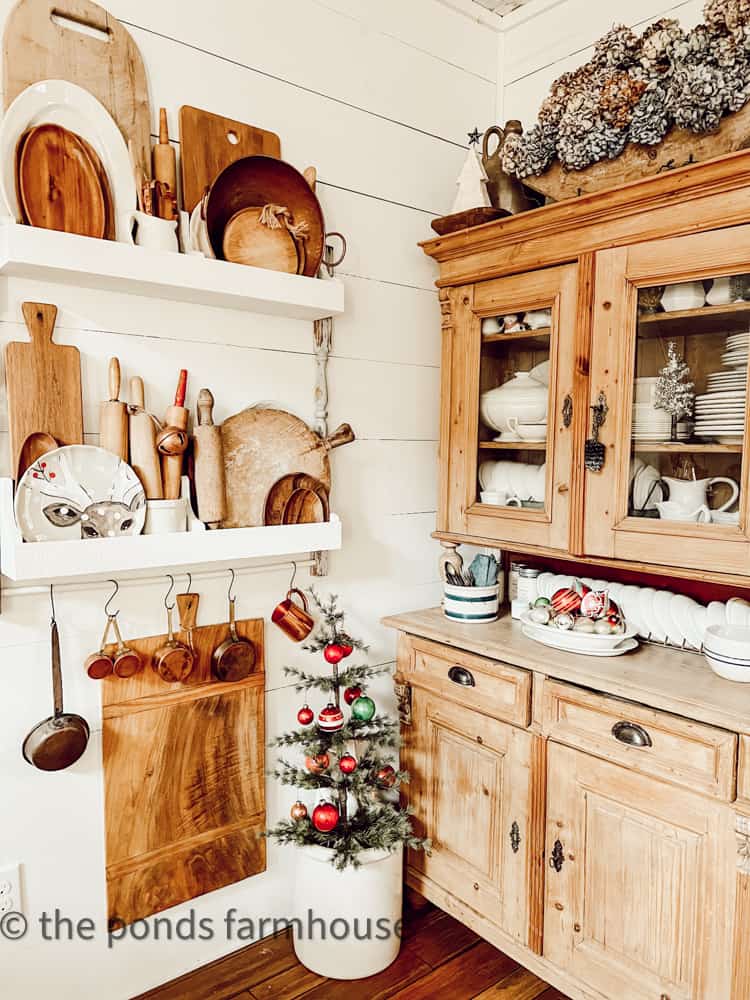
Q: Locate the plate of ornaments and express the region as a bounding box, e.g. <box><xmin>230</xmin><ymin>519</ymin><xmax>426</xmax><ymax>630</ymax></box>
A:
<box><xmin>520</xmin><ymin>581</ymin><xmax>638</xmax><ymax>657</ymax></box>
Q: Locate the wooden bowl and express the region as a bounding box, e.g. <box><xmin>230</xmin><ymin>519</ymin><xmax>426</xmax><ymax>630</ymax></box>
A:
<box><xmin>205</xmin><ymin>156</ymin><xmax>324</xmax><ymax>276</ymax></box>
<box><xmin>222</xmin><ymin>206</ymin><xmax>300</xmax><ymax>273</ymax></box>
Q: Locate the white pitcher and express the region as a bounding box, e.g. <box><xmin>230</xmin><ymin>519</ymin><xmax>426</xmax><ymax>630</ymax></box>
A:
<box><xmin>662</xmin><ymin>476</ymin><xmax>739</xmax><ymax>514</ymax></box>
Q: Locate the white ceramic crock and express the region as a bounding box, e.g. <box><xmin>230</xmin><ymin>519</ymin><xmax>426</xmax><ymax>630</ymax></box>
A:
<box><xmin>144</xmin><ymin>497</ymin><xmax>187</xmax><ymax>534</ymax></box>
<box><xmin>293</xmin><ymin>844</ymin><xmax>403</xmax><ymax>979</ymax></box>
<box><xmin>660</xmin><ymin>281</ymin><xmax>705</xmax><ymax>312</ymax></box>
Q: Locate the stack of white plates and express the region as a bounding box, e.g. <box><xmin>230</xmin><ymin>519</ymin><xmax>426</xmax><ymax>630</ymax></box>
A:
<box><xmin>695</xmin><ymin>332</ymin><xmax>748</xmax><ymax>443</ymax></box>
<box><xmin>632</xmin><ymin>402</ymin><xmax>690</xmax><ymax>442</ymax></box>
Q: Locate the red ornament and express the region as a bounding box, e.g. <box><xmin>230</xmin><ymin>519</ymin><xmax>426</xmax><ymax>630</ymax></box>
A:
<box><xmin>551</xmin><ymin>588</ymin><xmax>582</xmax><ymax>616</ymax></box>
<box><xmin>290</xmin><ymin>801</ymin><xmax>308</xmax><ymax>821</ymax></box>
<box><xmin>337</xmin><ymin>634</ymin><xmax>354</xmax><ymax>658</ymax></box>
<box><xmin>339</xmin><ymin>753</ymin><xmax>357</xmax><ymax>774</ymax></box>
<box><xmin>376</xmin><ymin>765</ymin><xmax>397</xmax><ymax>788</ymax></box>
<box><xmin>580</xmin><ymin>590</ymin><xmax>612</xmax><ymax>620</ymax></box>
<box><xmin>305</xmin><ymin>753</ymin><xmax>330</xmax><ymax>775</ymax></box>
<box><xmin>297</xmin><ymin>705</ymin><xmax>314</xmax><ymax>726</ymax></box>
<box><xmin>312</xmin><ymin>800</ymin><xmax>340</xmax><ymax>832</ymax></box>
<box><xmin>344</xmin><ymin>685</ymin><xmax>362</xmax><ymax>706</ymax></box>
<box><xmin>324</xmin><ymin>643</ymin><xmax>345</xmax><ymax>665</ymax></box>
<box><xmin>318</xmin><ymin>702</ymin><xmax>345</xmax><ymax>732</ymax></box>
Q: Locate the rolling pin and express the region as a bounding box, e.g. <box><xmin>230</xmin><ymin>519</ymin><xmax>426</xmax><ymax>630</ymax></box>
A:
<box><xmin>152</xmin><ymin>108</ymin><xmax>177</xmax><ymax>220</ymax></box>
<box><xmin>159</xmin><ymin>370</ymin><xmax>189</xmax><ymax>501</ymax></box>
<box><xmin>99</xmin><ymin>358</ymin><xmax>128</xmax><ymax>461</ymax></box>
<box><xmin>129</xmin><ymin>376</ymin><xmax>163</xmax><ymax>499</ymax></box>
<box><xmin>193</xmin><ymin>388</ymin><xmax>226</xmax><ymax>529</ymax></box>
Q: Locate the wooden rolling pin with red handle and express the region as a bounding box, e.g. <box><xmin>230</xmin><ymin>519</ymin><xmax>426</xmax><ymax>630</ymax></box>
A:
<box><xmin>193</xmin><ymin>388</ymin><xmax>226</xmax><ymax>529</ymax></box>
<box><xmin>158</xmin><ymin>370</ymin><xmax>190</xmax><ymax>501</ymax></box>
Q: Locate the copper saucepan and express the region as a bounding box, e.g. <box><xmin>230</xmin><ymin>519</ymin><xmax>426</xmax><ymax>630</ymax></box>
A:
<box><xmin>23</xmin><ymin>599</ymin><xmax>89</xmax><ymax>771</ymax></box>
<box><xmin>212</xmin><ymin>579</ymin><xmax>256</xmax><ymax>682</ymax></box>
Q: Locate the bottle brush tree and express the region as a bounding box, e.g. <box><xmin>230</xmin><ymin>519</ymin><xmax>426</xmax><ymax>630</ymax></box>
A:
<box><xmin>654</xmin><ymin>340</ymin><xmax>694</xmax><ymax>441</ymax></box>
<box><xmin>266</xmin><ymin>589</ymin><xmax>429</xmax><ymax>870</ymax></box>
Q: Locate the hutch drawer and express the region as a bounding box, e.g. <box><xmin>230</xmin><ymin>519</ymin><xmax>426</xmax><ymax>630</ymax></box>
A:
<box><xmin>408</xmin><ymin>636</ymin><xmax>531</xmax><ymax>728</ymax></box>
<box><xmin>542</xmin><ymin>678</ymin><xmax>737</xmax><ymax>801</ymax></box>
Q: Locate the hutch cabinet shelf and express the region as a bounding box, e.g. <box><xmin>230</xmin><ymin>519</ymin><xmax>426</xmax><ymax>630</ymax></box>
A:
<box><xmin>0</xmin><ymin>479</ymin><xmax>342</xmax><ymax>583</ymax></box>
<box><xmin>0</xmin><ymin>223</ymin><xmax>344</xmax><ymax>321</ymax></box>
<box><xmin>483</xmin><ymin>329</ymin><xmax>551</xmax><ymax>348</ymax></box>
<box><xmin>638</xmin><ymin>300</ymin><xmax>750</xmax><ymax>338</ymax></box>
<box><xmin>479</xmin><ymin>441</ymin><xmax>547</xmax><ymax>451</ymax></box>
<box><xmin>633</xmin><ymin>441</ymin><xmax>743</xmax><ymax>453</ymax></box>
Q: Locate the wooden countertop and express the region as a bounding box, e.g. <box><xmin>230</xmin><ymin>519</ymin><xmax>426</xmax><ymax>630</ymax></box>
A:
<box><xmin>382</xmin><ymin>607</ymin><xmax>750</xmax><ymax>736</ymax></box>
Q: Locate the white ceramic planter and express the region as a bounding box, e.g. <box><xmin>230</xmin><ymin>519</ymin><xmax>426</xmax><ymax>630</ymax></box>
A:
<box><xmin>444</xmin><ymin>582</ymin><xmax>500</xmax><ymax>623</ymax></box>
<box><xmin>293</xmin><ymin>844</ymin><xmax>403</xmax><ymax>979</ymax></box>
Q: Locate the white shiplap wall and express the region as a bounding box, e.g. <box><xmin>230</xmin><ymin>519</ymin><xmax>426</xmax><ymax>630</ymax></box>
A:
<box><xmin>502</xmin><ymin>0</ymin><xmax>706</xmax><ymax>124</ymax></box>
<box><xmin>0</xmin><ymin>3</ymin><xmax>498</xmax><ymax>997</ymax></box>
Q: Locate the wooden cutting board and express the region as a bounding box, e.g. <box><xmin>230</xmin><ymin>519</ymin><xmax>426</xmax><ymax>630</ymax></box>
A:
<box><xmin>6</xmin><ymin>302</ymin><xmax>83</xmax><ymax>479</ymax></box>
<box><xmin>222</xmin><ymin>407</ymin><xmax>331</xmax><ymax>529</ymax></box>
<box><xmin>3</xmin><ymin>0</ymin><xmax>152</xmax><ymax>178</ymax></box>
<box><xmin>18</xmin><ymin>124</ymin><xmax>107</xmax><ymax>237</ymax></box>
<box><xmin>179</xmin><ymin>106</ymin><xmax>281</xmax><ymax>213</ymax></box>
<box><xmin>102</xmin><ymin>617</ymin><xmax>265</xmax><ymax>926</ymax></box>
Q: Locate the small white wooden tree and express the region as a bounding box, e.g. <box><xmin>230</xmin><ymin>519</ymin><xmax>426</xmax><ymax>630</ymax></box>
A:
<box><xmin>451</xmin><ymin>146</ymin><xmax>491</xmax><ymax>214</ymax></box>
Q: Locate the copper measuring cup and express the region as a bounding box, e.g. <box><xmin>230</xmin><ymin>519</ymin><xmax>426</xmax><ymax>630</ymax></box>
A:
<box><xmin>152</xmin><ymin>576</ymin><xmax>194</xmax><ymax>684</ymax></box>
<box><xmin>212</xmin><ymin>570</ymin><xmax>256</xmax><ymax>682</ymax></box>
<box><xmin>84</xmin><ymin>581</ymin><xmax>142</xmax><ymax>679</ymax></box>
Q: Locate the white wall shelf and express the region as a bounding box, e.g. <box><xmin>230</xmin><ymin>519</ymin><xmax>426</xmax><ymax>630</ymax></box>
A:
<box><xmin>0</xmin><ymin>479</ymin><xmax>341</xmax><ymax>583</ymax></box>
<box><xmin>0</xmin><ymin>224</ymin><xmax>345</xmax><ymax>320</ymax></box>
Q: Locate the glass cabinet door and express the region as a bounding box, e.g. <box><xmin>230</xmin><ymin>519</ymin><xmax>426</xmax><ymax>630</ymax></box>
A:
<box><xmin>586</xmin><ymin>228</ymin><xmax>750</xmax><ymax>574</ymax></box>
<box><xmin>439</xmin><ymin>264</ymin><xmax>579</xmax><ymax>552</ymax></box>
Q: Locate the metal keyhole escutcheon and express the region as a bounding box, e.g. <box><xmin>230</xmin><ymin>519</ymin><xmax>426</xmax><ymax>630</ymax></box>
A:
<box><xmin>550</xmin><ymin>839</ymin><xmax>565</xmax><ymax>873</ymax></box>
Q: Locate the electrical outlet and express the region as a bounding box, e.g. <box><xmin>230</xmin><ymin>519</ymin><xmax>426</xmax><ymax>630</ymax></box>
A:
<box><xmin>0</xmin><ymin>864</ymin><xmax>22</xmax><ymax>915</ymax></box>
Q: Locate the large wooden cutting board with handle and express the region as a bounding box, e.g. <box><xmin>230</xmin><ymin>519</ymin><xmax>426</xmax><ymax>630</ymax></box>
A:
<box><xmin>5</xmin><ymin>302</ymin><xmax>83</xmax><ymax>479</ymax></box>
<box><xmin>221</xmin><ymin>406</ymin><xmax>353</xmax><ymax>528</ymax></box>
<box><xmin>3</xmin><ymin>0</ymin><xmax>152</xmax><ymax>177</ymax></box>
<box><xmin>179</xmin><ymin>106</ymin><xmax>281</xmax><ymax>213</ymax></box>
<box><xmin>102</xmin><ymin>616</ymin><xmax>265</xmax><ymax>927</ymax></box>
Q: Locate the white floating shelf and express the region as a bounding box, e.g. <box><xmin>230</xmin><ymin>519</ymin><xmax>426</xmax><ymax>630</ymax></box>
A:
<box><xmin>0</xmin><ymin>479</ymin><xmax>341</xmax><ymax>582</ymax></box>
<box><xmin>0</xmin><ymin>224</ymin><xmax>344</xmax><ymax>320</ymax></box>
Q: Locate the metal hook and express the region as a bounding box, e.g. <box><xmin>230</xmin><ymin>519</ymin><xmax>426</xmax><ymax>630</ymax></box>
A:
<box><xmin>185</xmin><ymin>572</ymin><xmax>192</xmax><ymax>593</ymax></box>
<box><xmin>227</xmin><ymin>568</ymin><xmax>236</xmax><ymax>603</ymax></box>
<box><xmin>104</xmin><ymin>579</ymin><xmax>119</xmax><ymax>618</ymax></box>
<box><xmin>49</xmin><ymin>584</ymin><xmax>56</xmax><ymax>624</ymax></box>
<box><xmin>289</xmin><ymin>561</ymin><xmax>297</xmax><ymax>591</ymax></box>
<box><xmin>164</xmin><ymin>574</ymin><xmax>176</xmax><ymax>611</ymax></box>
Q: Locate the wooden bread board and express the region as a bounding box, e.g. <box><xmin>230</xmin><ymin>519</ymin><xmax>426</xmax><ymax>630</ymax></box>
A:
<box><xmin>102</xmin><ymin>617</ymin><xmax>265</xmax><ymax>926</ymax></box>
<box><xmin>221</xmin><ymin>407</ymin><xmax>331</xmax><ymax>529</ymax></box>
<box><xmin>179</xmin><ymin>106</ymin><xmax>281</xmax><ymax>213</ymax></box>
<box><xmin>5</xmin><ymin>302</ymin><xmax>83</xmax><ymax>479</ymax></box>
<box><xmin>3</xmin><ymin>0</ymin><xmax>152</xmax><ymax>177</ymax></box>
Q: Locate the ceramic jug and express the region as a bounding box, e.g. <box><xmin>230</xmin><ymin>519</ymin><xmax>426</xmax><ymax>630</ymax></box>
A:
<box><xmin>655</xmin><ymin>501</ymin><xmax>711</xmax><ymax>523</ymax></box>
<box><xmin>662</xmin><ymin>476</ymin><xmax>739</xmax><ymax>514</ymax></box>
<box><xmin>482</xmin><ymin>122</ymin><xmax>534</xmax><ymax>215</ymax></box>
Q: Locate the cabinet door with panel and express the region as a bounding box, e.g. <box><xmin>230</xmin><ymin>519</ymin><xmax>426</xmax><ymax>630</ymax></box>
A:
<box><xmin>544</xmin><ymin>742</ymin><xmax>735</xmax><ymax>1000</ymax></box>
<box><xmin>403</xmin><ymin>687</ymin><xmax>541</xmax><ymax>949</ymax></box>
<box><xmin>586</xmin><ymin>227</ymin><xmax>750</xmax><ymax>575</ymax></box>
<box><xmin>439</xmin><ymin>264</ymin><xmax>582</xmax><ymax>551</ymax></box>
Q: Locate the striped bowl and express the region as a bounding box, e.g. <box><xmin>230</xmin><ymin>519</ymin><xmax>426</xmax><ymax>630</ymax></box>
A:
<box><xmin>443</xmin><ymin>583</ymin><xmax>500</xmax><ymax>624</ymax></box>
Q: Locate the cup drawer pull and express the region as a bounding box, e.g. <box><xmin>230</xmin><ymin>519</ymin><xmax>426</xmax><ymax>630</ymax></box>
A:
<box><xmin>612</xmin><ymin>721</ymin><xmax>652</xmax><ymax>748</ymax></box>
<box><xmin>448</xmin><ymin>665</ymin><xmax>475</xmax><ymax>687</ymax></box>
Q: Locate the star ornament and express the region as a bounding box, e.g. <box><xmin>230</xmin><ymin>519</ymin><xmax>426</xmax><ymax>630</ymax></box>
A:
<box><xmin>467</xmin><ymin>127</ymin><xmax>482</xmax><ymax>146</ymax></box>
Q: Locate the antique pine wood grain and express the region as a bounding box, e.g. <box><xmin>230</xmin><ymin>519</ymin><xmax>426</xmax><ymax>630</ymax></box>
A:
<box><xmin>420</xmin><ymin>149</ymin><xmax>750</xmax><ymax>286</ymax></box>
<box><xmin>134</xmin><ymin>901</ymin><xmax>571</xmax><ymax>1000</ymax></box>
<box><xmin>569</xmin><ymin>253</ymin><xmax>595</xmax><ymax>557</ymax></box>
<box><xmin>103</xmin><ymin>618</ymin><xmax>265</xmax><ymax>926</ymax></box>
<box><xmin>739</xmin><ymin>736</ymin><xmax>750</xmax><ymax>807</ymax></box>
<box><xmin>3</xmin><ymin>0</ymin><xmax>152</xmax><ymax>178</ymax></box>
<box><xmin>732</xmin><ymin>872</ymin><xmax>750</xmax><ymax>998</ymax></box>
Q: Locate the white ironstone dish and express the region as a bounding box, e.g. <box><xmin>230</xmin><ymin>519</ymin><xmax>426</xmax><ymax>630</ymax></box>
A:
<box><xmin>14</xmin><ymin>445</ymin><xmax>146</xmax><ymax>542</ymax></box>
<box><xmin>521</xmin><ymin>618</ymin><xmax>638</xmax><ymax>656</ymax></box>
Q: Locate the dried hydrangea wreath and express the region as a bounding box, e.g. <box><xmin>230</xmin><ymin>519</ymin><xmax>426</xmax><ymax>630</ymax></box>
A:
<box><xmin>502</xmin><ymin>0</ymin><xmax>750</xmax><ymax>178</ymax></box>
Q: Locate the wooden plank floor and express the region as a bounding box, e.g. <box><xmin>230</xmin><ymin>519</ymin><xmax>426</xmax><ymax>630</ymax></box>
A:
<box><xmin>133</xmin><ymin>899</ymin><xmax>570</xmax><ymax>1000</ymax></box>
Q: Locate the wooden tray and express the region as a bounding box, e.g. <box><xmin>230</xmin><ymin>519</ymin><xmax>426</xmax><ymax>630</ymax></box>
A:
<box><xmin>102</xmin><ymin>616</ymin><xmax>265</xmax><ymax>926</ymax></box>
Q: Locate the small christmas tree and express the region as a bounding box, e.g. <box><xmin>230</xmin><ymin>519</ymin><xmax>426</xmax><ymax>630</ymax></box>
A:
<box><xmin>654</xmin><ymin>340</ymin><xmax>694</xmax><ymax>441</ymax></box>
<box><xmin>266</xmin><ymin>590</ymin><xmax>429</xmax><ymax>870</ymax></box>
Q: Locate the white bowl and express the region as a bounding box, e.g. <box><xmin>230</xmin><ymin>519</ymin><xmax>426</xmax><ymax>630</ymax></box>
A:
<box><xmin>704</xmin><ymin>624</ymin><xmax>750</xmax><ymax>659</ymax></box>
<box><xmin>704</xmin><ymin>652</ymin><xmax>750</xmax><ymax>683</ymax></box>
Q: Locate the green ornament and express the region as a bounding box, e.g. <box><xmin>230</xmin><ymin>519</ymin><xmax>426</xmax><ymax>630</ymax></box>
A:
<box><xmin>533</xmin><ymin>597</ymin><xmax>551</xmax><ymax>608</ymax></box>
<box><xmin>351</xmin><ymin>695</ymin><xmax>376</xmax><ymax>721</ymax></box>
